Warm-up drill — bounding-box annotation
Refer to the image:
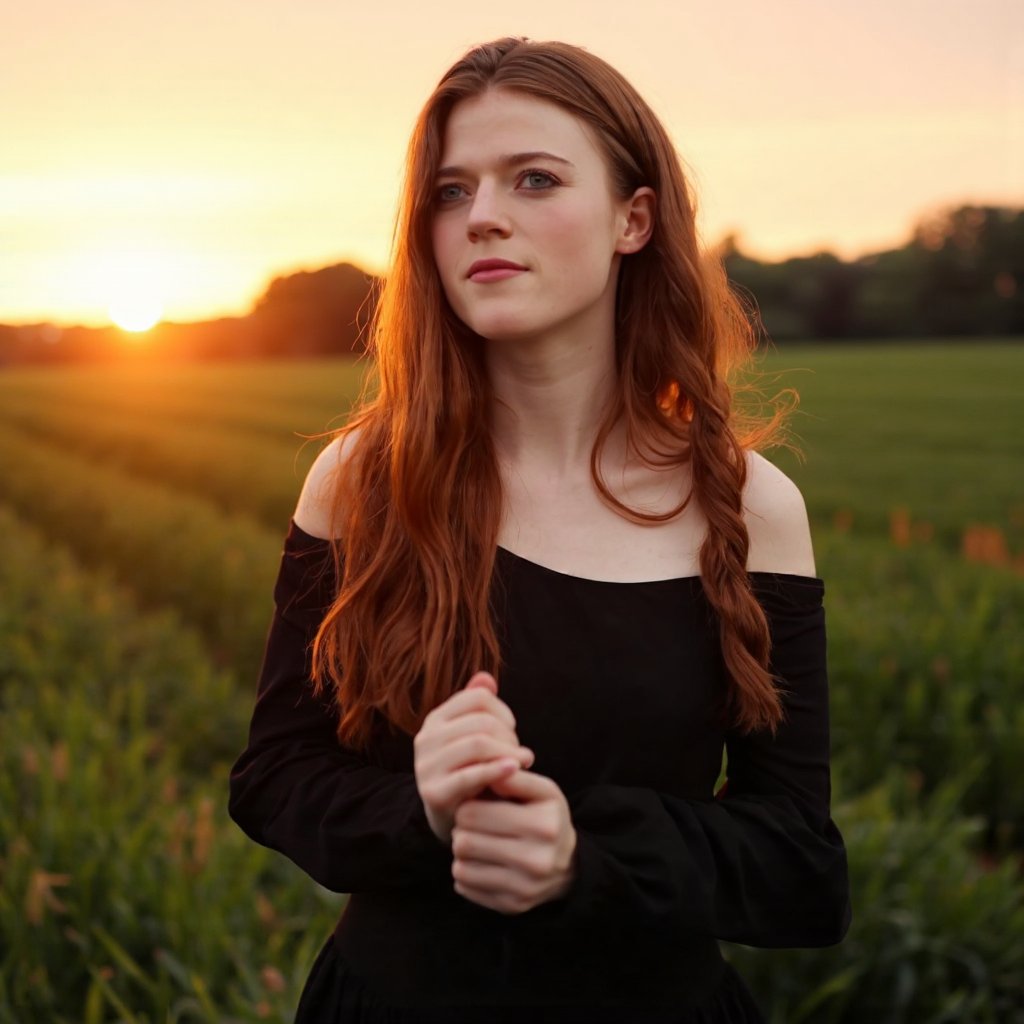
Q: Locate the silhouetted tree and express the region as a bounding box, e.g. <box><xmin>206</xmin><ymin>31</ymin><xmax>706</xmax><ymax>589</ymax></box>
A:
<box><xmin>913</xmin><ymin>206</ymin><xmax>1024</xmax><ymax>336</ymax></box>
<box><xmin>250</xmin><ymin>262</ymin><xmax>379</xmax><ymax>356</ymax></box>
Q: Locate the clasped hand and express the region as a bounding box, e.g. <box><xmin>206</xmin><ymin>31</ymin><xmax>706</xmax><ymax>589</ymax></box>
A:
<box><xmin>413</xmin><ymin>671</ymin><xmax>577</xmax><ymax>915</ymax></box>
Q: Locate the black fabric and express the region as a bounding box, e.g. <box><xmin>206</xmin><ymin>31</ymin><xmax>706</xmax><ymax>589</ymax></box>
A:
<box><xmin>294</xmin><ymin>934</ymin><xmax>767</xmax><ymax>1024</ymax></box>
<box><xmin>229</xmin><ymin>520</ymin><xmax>852</xmax><ymax>1022</ymax></box>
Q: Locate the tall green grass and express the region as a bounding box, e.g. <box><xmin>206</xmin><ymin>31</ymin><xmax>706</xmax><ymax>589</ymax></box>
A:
<box><xmin>727</xmin><ymin>768</ymin><xmax>1024</xmax><ymax>1023</ymax></box>
<box><xmin>817</xmin><ymin>530</ymin><xmax>1024</xmax><ymax>848</ymax></box>
<box><xmin>0</xmin><ymin>505</ymin><xmax>339</xmax><ymax>1023</ymax></box>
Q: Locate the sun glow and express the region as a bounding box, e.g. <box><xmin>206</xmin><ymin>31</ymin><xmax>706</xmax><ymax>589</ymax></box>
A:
<box><xmin>108</xmin><ymin>296</ymin><xmax>163</xmax><ymax>332</ymax></box>
<box><xmin>50</xmin><ymin>238</ymin><xmax>188</xmax><ymax>330</ymax></box>
<box><xmin>93</xmin><ymin>244</ymin><xmax>173</xmax><ymax>334</ymax></box>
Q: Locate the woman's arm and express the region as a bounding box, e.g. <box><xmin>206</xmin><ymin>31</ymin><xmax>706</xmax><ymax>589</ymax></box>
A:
<box><xmin>227</xmin><ymin>517</ymin><xmax>455</xmax><ymax>893</ymax></box>
<box><xmin>518</xmin><ymin>461</ymin><xmax>851</xmax><ymax>946</ymax></box>
<box><xmin>519</xmin><ymin>574</ymin><xmax>850</xmax><ymax>946</ymax></box>
<box><xmin>229</xmin><ymin>436</ymin><xmax>531</xmax><ymax>893</ymax></box>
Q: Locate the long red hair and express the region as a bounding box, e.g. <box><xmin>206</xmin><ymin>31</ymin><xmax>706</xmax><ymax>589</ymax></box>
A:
<box><xmin>312</xmin><ymin>37</ymin><xmax>792</xmax><ymax>751</ymax></box>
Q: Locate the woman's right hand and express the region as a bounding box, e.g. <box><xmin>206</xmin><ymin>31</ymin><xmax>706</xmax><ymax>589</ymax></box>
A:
<box><xmin>414</xmin><ymin>671</ymin><xmax>534</xmax><ymax>847</ymax></box>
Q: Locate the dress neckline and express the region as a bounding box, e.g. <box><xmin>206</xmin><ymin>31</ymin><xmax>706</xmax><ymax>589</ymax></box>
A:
<box><xmin>287</xmin><ymin>518</ymin><xmax>822</xmax><ymax>589</ymax></box>
<box><xmin>495</xmin><ymin>543</ymin><xmax>702</xmax><ymax>586</ymax></box>
<box><xmin>495</xmin><ymin>544</ymin><xmax>821</xmax><ymax>587</ymax></box>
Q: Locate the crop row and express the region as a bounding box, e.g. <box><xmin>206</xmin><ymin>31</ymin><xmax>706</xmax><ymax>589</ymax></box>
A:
<box><xmin>0</xmin><ymin>422</ymin><xmax>284</xmax><ymax>683</ymax></box>
<box><xmin>0</xmin><ymin>389</ymin><xmax>323</xmax><ymax>530</ymax></box>
<box><xmin>0</xmin><ymin>503</ymin><xmax>339</xmax><ymax>1022</ymax></box>
<box><xmin>0</xmin><ymin>357</ymin><xmax>365</xmax><ymax>441</ymax></box>
<box><xmin>4</xmin><ymin>348</ymin><xmax>1022</xmax><ymax>553</ymax></box>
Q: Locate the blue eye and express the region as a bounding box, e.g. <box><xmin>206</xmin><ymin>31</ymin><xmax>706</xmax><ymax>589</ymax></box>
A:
<box><xmin>520</xmin><ymin>170</ymin><xmax>557</xmax><ymax>190</ymax></box>
<box><xmin>436</xmin><ymin>183</ymin><xmax>466</xmax><ymax>203</ymax></box>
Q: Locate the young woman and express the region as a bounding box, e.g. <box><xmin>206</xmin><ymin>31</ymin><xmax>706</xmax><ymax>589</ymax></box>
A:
<box><xmin>229</xmin><ymin>37</ymin><xmax>852</xmax><ymax>1024</ymax></box>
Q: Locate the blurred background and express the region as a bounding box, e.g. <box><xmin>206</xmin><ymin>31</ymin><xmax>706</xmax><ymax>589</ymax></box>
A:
<box><xmin>2</xmin><ymin>0</ymin><xmax>1022</xmax><ymax>345</ymax></box>
<box><xmin>1</xmin><ymin>1</ymin><xmax>1022</xmax><ymax>1021</ymax></box>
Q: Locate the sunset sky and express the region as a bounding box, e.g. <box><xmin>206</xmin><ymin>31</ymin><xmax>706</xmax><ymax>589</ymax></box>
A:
<box><xmin>3</xmin><ymin>0</ymin><xmax>1021</xmax><ymax>328</ymax></box>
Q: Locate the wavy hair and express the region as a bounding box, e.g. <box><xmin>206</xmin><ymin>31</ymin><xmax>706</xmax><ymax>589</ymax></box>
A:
<box><xmin>312</xmin><ymin>37</ymin><xmax>793</xmax><ymax>751</ymax></box>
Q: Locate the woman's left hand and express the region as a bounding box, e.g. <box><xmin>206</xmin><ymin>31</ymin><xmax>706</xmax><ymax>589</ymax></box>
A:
<box><xmin>450</xmin><ymin>768</ymin><xmax>578</xmax><ymax>915</ymax></box>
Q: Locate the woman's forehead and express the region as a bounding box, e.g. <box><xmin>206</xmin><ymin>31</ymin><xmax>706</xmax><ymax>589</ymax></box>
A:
<box><xmin>438</xmin><ymin>89</ymin><xmax>601</xmax><ymax>170</ymax></box>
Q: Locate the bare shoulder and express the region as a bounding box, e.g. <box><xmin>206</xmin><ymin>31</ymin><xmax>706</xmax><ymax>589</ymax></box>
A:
<box><xmin>293</xmin><ymin>427</ymin><xmax>363</xmax><ymax>540</ymax></box>
<box><xmin>741</xmin><ymin>451</ymin><xmax>817</xmax><ymax>577</ymax></box>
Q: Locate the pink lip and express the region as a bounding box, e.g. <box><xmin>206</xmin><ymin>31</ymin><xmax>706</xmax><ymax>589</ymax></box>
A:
<box><xmin>467</xmin><ymin>259</ymin><xmax>528</xmax><ymax>282</ymax></box>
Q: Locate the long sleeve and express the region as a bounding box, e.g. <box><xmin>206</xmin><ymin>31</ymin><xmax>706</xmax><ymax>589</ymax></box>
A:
<box><xmin>525</xmin><ymin>573</ymin><xmax>852</xmax><ymax>948</ymax></box>
<box><xmin>227</xmin><ymin>521</ymin><xmax>453</xmax><ymax>893</ymax></box>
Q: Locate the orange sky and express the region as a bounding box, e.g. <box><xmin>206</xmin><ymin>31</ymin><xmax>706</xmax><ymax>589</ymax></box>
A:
<box><xmin>2</xmin><ymin>0</ymin><xmax>1021</xmax><ymax>327</ymax></box>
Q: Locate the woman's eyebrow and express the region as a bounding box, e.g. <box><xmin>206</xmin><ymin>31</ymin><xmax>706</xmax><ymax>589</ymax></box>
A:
<box><xmin>436</xmin><ymin>151</ymin><xmax>575</xmax><ymax>178</ymax></box>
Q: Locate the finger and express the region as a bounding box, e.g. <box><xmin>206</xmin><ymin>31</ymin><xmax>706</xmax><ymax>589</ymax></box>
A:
<box><xmin>451</xmin><ymin>827</ymin><xmax>517</xmax><ymax>864</ymax></box>
<box><xmin>452</xmin><ymin>824</ymin><xmax>531</xmax><ymax>862</ymax></box>
<box><xmin>427</xmin><ymin>757</ymin><xmax>520</xmax><ymax>809</ymax></box>
<box><xmin>454</xmin><ymin>797</ymin><xmax>539</xmax><ymax>837</ymax></box>
<box><xmin>436</xmin><ymin>733</ymin><xmax>534</xmax><ymax>773</ymax></box>
<box><xmin>486</xmin><ymin>767</ymin><xmax>557</xmax><ymax>801</ymax></box>
<box><xmin>438</xmin><ymin>686</ymin><xmax>517</xmax><ymax>731</ymax></box>
<box><xmin>465</xmin><ymin>671</ymin><xmax>497</xmax><ymax>694</ymax></box>
<box><xmin>452</xmin><ymin>858</ymin><xmax>532</xmax><ymax>895</ymax></box>
<box><xmin>431</xmin><ymin>712</ymin><xmax>526</xmax><ymax>758</ymax></box>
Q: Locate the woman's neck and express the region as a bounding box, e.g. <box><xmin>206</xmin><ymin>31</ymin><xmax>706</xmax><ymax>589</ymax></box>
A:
<box><xmin>485</xmin><ymin>331</ymin><xmax>620</xmax><ymax>483</ymax></box>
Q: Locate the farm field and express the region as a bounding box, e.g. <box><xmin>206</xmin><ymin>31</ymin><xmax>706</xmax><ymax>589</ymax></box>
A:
<box><xmin>1</xmin><ymin>341</ymin><xmax>1022</xmax><ymax>1022</ymax></box>
<box><xmin>762</xmin><ymin>342</ymin><xmax>1024</xmax><ymax>556</ymax></box>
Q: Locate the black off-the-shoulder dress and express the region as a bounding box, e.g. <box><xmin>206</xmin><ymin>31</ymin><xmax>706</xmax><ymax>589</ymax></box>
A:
<box><xmin>228</xmin><ymin>520</ymin><xmax>852</xmax><ymax>1023</ymax></box>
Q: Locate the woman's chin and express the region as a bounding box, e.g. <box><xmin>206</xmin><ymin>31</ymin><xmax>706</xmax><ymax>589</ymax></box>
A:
<box><xmin>469</xmin><ymin>319</ymin><xmax>544</xmax><ymax>345</ymax></box>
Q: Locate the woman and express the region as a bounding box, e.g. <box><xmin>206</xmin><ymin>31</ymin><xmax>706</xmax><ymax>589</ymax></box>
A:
<box><xmin>229</xmin><ymin>37</ymin><xmax>852</xmax><ymax>1024</ymax></box>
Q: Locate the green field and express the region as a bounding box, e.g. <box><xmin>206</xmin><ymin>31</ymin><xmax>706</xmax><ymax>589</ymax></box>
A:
<box><xmin>1</xmin><ymin>342</ymin><xmax>1022</xmax><ymax>1022</ymax></box>
<box><xmin>762</xmin><ymin>342</ymin><xmax>1024</xmax><ymax>555</ymax></box>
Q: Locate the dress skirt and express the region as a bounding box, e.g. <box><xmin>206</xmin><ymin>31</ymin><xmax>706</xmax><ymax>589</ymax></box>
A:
<box><xmin>294</xmin><ymin>934</ymin><xmax>767</xmax><ymax>1024</ymax></box>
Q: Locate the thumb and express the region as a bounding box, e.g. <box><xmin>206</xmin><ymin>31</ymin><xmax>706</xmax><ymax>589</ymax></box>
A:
<box><xmin>465</xmin><ymin>671</ymin><xmax>497</xmax><ymax>695</ymax></box>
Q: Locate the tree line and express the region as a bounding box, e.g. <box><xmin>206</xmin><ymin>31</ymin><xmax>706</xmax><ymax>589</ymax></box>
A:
<box><xmin>0</xmin><ymin>203</ymin><xmax>1020</xmax><ymax>366</ymax></box>
<box><xmin>723</xmin><ymin>204</ymin><xmax>1023</xmax><ymax>341</ymax></box>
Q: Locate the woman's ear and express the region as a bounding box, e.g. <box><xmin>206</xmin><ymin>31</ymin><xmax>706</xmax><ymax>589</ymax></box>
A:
<box><xmin>615</xmin><ymin>187</ymin><xmax>655</xmax><ymax>255</ymax></box>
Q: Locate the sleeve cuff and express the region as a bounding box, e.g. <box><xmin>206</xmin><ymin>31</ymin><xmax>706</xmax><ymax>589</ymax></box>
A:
<box><xmin>401</xmin><ymin>789</ymin><xmax>455</xmax><ymax>872</ymax></box>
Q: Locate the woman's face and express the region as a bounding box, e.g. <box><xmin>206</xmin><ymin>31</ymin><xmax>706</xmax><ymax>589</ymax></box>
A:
<box><xmin>430</xmin><ymin>88</ymin><xmax>641</xmax><ymax>346</ymax></box>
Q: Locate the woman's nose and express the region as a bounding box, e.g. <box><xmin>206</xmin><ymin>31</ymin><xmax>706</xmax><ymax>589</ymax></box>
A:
<box><xmin>466</xmin><ymin>183</ymin><xmax>512</xmax><ymax>239</ymax></box>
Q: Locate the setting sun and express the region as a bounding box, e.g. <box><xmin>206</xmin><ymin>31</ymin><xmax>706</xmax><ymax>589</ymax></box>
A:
<box><xmin>61</xmin><ymin>238</ymin><xmax>178</xmax><ymax>331</ymax></box>
<box><xmin>108</xmin><ymin>296</ymin><xmax>163</xmax><ymax>333</ymax></box>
